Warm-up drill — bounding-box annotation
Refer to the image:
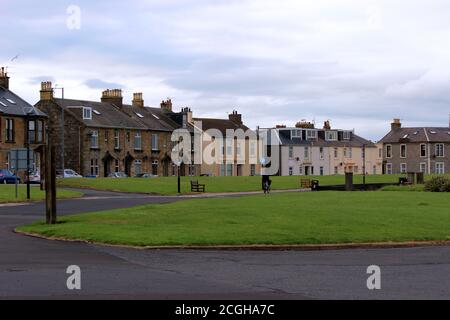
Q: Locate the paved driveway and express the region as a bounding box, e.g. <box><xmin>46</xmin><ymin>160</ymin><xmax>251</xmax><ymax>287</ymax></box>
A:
<box><xmin>0</xmin><ymin>189</ymin><xmax>449</xmax><ymax>299</ymax></box>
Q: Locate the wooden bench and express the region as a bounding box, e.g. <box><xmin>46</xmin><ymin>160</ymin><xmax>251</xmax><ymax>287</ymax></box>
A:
<box><xmin>300</xmin><ymin>179</ymin><xmax>312</xmax><ymax>189</ymax></box>
<box><xmin>190</xmin><ymin>180</ymin><xmax>206</xmax><ymax>192</ymax></box>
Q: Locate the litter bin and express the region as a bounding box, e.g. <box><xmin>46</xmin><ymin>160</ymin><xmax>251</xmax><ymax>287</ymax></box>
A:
<box><xmin>311</xmin><ymin>180</ymin><xmax>319</xmax><ymax>191</ymax></box>
<box><xmin>399</xmin><ymin>177</ymin><xmax>408</xmax><ymax>185</ymax></box>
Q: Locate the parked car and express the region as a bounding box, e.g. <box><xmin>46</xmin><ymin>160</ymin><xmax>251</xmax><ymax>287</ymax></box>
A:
<box><xmin>108</xmin><ymin>172</ymin><xmax>128</xmax><ymax>178</ymax></box>
<box><xmin>0</xmin><ymin>169</ymin><xmax>21</xmax><ymax>184</ymax></box>
<box><xmin>56</xmin><ymin>169</ymin><xmax>83</xmax><ymax>179</ymax></box>
<box><xmin>25</xmin><ymin>171</ymin><xmax>41</xmax><ymax>184</ymax></box>
<box><xmin>135</xmin><ymin>173</ymin><xmax>158</xmax><ymax>178</ymax></box>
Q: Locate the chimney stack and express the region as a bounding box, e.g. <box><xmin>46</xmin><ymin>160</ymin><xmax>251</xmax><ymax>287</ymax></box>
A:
<box><xmin>132</xmin><ymin>92</ymin><xmax>144</xmax><ymax>107</ymax></box>
<box><xmin>0</xmin><ymin>67</ymin><xmax>10</xmax><ymax>89</ymax></box>
<box><xmin>160</xmin><ymin>98</ymin><xmax>173</xmax><ymax>112</ymax></box>
<box><xmin>391</xmin><ymin>118</ymin><xmax>402</xmax><ymax>131</ymax></box>
<box><xmin>229</xmin><ymin>110</ymin><xmax>242</xmax><ymax>124</ymax></box>
<box><xmin>181</xmin><ymin>107</ymin><xmax>193</xmax><ymax>127</ymax></box>
<box><xmin>323</xmin><ymin>120</ymin><xmax>331</xmax><ymax>130</ymax></box>
<box><xmin>101</xmin><ymin>89</ymin><xmax>123</xmax><ymax>108</ymax></box>
<box><xmin>40</xmin><ymin>81</ymin><xmax>54</xmax><ymax>100</ymax></box>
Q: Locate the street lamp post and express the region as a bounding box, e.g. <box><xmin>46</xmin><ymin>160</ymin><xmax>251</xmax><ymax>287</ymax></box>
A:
<box><xmin>363</xmin><ymin>144</ymin><xmax>366</xmax><ymax>187</ymax></box>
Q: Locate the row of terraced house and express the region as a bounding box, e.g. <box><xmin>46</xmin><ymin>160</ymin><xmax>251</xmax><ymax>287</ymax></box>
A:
<box><xmin>0</xmin><ymin>68</ymin><xmax>449</xmax><ymax>178</ymax></box>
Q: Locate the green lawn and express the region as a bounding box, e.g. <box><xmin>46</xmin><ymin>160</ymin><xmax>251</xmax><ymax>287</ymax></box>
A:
<box><xmin>17</xmin><ymin>191</ymin><xmax>450</xmax><ymax>247</ymax></box>
<box><xmin>0</xmin><ymin>185</ymin><xmax>83</xmax><ymax>203</ymax></box>
<box><xmin>57</xmin><ymin>174</ymin><xmax>449</xmax><ymax>195</ymax></box>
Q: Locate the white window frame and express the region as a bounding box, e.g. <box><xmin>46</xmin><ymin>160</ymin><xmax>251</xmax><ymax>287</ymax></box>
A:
<box><xmin>435</xmin><ymin>162</ymin><xmax>445</xmax><ymax>174</ymax></box>
<box><xmin>334</xmin><ymin>148</ymin><xmax>338</xmax><ymax>159</ymax></box>
<box><xmin>435</xmin><ymin>144</ymin><xmax>444</xmax><ymax>157</ymax></box>
<box><xmin>306</xmin><ymin>130</ymin><xmax>317</xmax><ymax>140</ymax></box>
<box><xmin>420</xmin><ymin>144</ymin><xmax>427</xmax><ymax>158</ymax></box>
<box><xmin>83</xmin><ymin>107</ymin><xmax>92</xmax><ymax>120</ymax></box>
<box><xmin>319</xmin><ymin>147</ymin><xmax>324</xmax><ymax>159</ymax></box>
<box><xmin>90</xmin><ymin>158</ymin><xmax>99</xmax><ymax>176</ymax></box>
<box><xmin>90</xmin><ymin>130</ymin><xmax>99</xmax><ymax>148</ymax></box>
<box><xmin>291</xmin><ymin>129</ymin><xmax>302</xmax><ymax>139</ymax></box>
<box><xmin>289</xmin><ymin>146</ymin><xmax>294</xmax><ymax>158</ymax></box>
<box><xmin>320</xmin><ymin>166</ymin><xmax>324</xmax><ymax>176</ymax></box>
<box><xmin>114</xmin><ymin>130</ymin><xmax>120</xmax><ymax>149</ymax></box>
<box><xmin>289</xmin><ymin>167</ymin><xmax>293</xmax><ymax>176</ymax></box>
<box><xmin>386</xmin><ymin>163</ymin><xmax>393</xmax><ymax>174</ymax></box>
<box><xmin>134</xmin><ymin>132</ymin><xmax>142</xmax><ymax>150</ymax></box>
<box><xmin>152</xmin><ymin>134</ymin><xmax>159</xmax><ymax>151</ymax></box>
<box><xmin>420</xmin><ymin>162</ymin><xmax>427</xmax><ymax>173</ymax></box>
<box><xmin>400</xmin><ymin>144</ymin><xmax>407</xmax><ymax>159</ymax></box>
<box><xmin>343</xmin><ymin>131</ymin><xmax>351</xmax><ymax>140</ymax></box>
<box><xmin>134</xmin><ymin>160</ymin><xmax>142</xmax><ymax>175</ymax></box>
<box><xmin>386</xmin><ymin>144</ymin><xmax>392</xmax><ymax>158</ymax></box>
<box><xmin>325</xmin><ymin>131</ymin><xmax>338</xmax><ymax>141</ymax></box>
<box><xmin>348</xmin><ymin>148</ymin><xmax>353</xmax><ymax>158</ymax></box>
<box><xmin>400</xmin><ymin>163</ymin><xmax>407</xmax><ymax>174</ymax></box>
<box><xmin>304</xmin><ymin>146</ymin><xmax>309</xmax><ymax>159</ymax></box>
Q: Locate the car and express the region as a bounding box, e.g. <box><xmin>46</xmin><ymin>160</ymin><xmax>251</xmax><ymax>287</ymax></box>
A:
<box><xmin>135</xmin><ymin>173</ymin><xmax>158</xmax><ymax>178</ymax></box>
<box><xmin>56</xmin><ymin>169</ymin><xmax>83</xmax><ymax>179</ymax></box>
<box><xmin>108</xmin><ymin>172</ymin><xmax>128</xmax><ymax>178</ymax></box>
<box><xmin>0</xmin><ymin>169</ymin><xmax>21</xmax><ymax>184</ymax></box>
<box><xmin>25</xmin><ymin>171</ymin><xmax>41</xmax><ymax>184</ymax></box>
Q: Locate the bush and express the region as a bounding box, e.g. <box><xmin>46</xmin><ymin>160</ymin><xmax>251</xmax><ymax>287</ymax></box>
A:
<box><xmin>425</xmin><ymin>176</ymin><xmax>450</xmax><ymax>192</ymax></box>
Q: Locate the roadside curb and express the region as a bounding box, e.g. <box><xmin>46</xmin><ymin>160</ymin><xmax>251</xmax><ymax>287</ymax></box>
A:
<box><xmin>14</xmin><ymin>229</ymin><xmax>450</xmax><ymax>251</ymax></box>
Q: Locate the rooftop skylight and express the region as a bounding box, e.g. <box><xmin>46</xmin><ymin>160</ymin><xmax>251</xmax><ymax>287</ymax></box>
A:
<box><xmin>151</xmin><ymin>113</ymin><xmax>160</xmax><ymax>119</ymax></box>
<box><xmin>93</xmin><ymin>110</ymin><xmax>101</xmax><ymax>115</ymax></box>
<box><xmin>5</xmin><ymin>98</ymin><xmax>16</xmax><ymax>104</ymax></box>
<box><xmin>135</xmin><ymin>112</ymin><xmax>144</xmax><ymax>118</ymax></box>
<box><xmin>0</xmin><ymin>101</ymin><xmax>7</xmax><ymax>107</ymax></box>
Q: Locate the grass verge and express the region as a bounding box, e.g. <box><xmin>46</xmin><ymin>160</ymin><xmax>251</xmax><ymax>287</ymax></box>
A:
<box><xmin>0</xmin><ymin>185</ymin><xmax>83</xmax><ymax>203</ymax></box>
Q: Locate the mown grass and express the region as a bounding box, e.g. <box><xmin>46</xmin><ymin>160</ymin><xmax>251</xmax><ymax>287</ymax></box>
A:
<box><xmin>17</xmin><ymin>191</ymin><xmax>450</xmax><ymax>246</ymax></box>
<box><xmin>56</xmin><ymin>174</ymin><xmax>445</xmax><ymax>195</ymax></box>
<box><xmin>0</xmin><ymin>185</ymin><xmax>83</xmax><ymax>203</ymax></box>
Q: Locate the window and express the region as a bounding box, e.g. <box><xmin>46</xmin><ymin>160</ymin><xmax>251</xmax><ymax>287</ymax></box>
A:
<box><xmin>237</xmin><ymin>143</ymin><xmax>242</xmax><ymax>156</ymax></box>
<box><xmin>373</xmin><ymin>165</ymin><xmax>377</xmax><ymax>175</ymax></box>
<box><xmin>435</xmin><ymin>144</ymin><xmax>444</xmax><ymax>157</ymax></box>
<box><xmin>311</xmin><ymin>166</ymin><xmax>315</xmax><ymax>175</ymax></box>
<box><xmin>343</xmin><ymin>131</ymin><xmax>351</xmax><ymax>140</ymax></box>
<box><xmin>386</xmin><ymin>163</ymin><xmax>393</xmax><ymax>174</ymax></box>
<box><xmin>378</xmin><ymin>148</ymin><xmax>382</xmax><ymax>158</ymax></box>
<box><xmin>90</xmin><ymin>130</ymin><xmax>99</xmax><ymax>148</ymax></box>
<box><xmin>306</xmin><ymin>130</ymin><xmax>317</xmax><ymax>140</ymax></box>
<box><xmin>250</xmin><ymin>164</ymin><xmax>256</xmax><ymax>176</ymax></box>
<box><xmin>28</xmin><ymin>120</ymin><xmax>36</xmax><ymax>144</ymax></box>
<box><xmin>304</xmin><ymin>146</ymin><xmax>309</xmax><ymax>159</ymax></box>
<box><xmin>289</xmin><ymin>146</ymin><xmax>294</xmax><ymax>158</ymax></box>
<box><xmin>291</xmin><ymin>129</ymin><xmax>302</xmax><ymax>138</ymax></box>
<box><xmin>226</xmin><ymin>164</ymin><xmax>233</xmax><ymax>176</ymax></box>
<box><xmin>299</xmin><ymin>166</ymin><xmax>304</xmax><ymax>175</ymax></box>
<box><xmin>420</xmin><ymin>162</ymin><xmax>427</xmax><ymax>173</ymax></box>
<box><xmin>325</xmin><ymin>131</ymin><xmax>338</xmax><ymax>141</ymax></box>
<box><xmin>152</xmin><ymin>160</ymin><xmax>159</xmax><ymax>175</ymax></box>
<box><xmin>320</xmin><ymin>166</ymin><xmax>324</xmax><ymax>176</ymax></box>
<box><xmin>400</xmin><ymin>163</ymin><xmax>407</xmax><ymax>174</ymax></box>
<box><xmin>114</xmin><ymin>130</ymin><xmax>120</xmax><ymax>149</ymax></box>
<box><xmin>334</xmin><ymin>167</ymin><xmax>338</xmax><ymax>175</ymax></box>
<box><xmin>134</xmin><ymin>132</ymin><xmax>142</xmax><ymax>150</ymax></box>
<box><xmin>188</xmin><ymin>163</ymin><xmax>195</xmax><ymax>176</ymax></box>
<box><xmin>420</xmin><ymin>144</ymin><xmax>426</xmax><ymax>157</ymax></box>
<box><xmin>126</xmin><ymin>131</ymin><xmax>130</xmax><ymax>143</ymax></box>
<box><xmin>250</xmin><ymin>142</ymin><xmax>256</xmax><ymax>156</ymax></box>
<box><xmin>152</xmin><ymin>134</ymin><xmax>159</xmax><ymax>150</ymax></box>
<box><xmin>343</xmin><ymin>148</ymin><xmax>347</xmax><ymax>158</ymax></box>
<box><xmin>90</xmin><ymin>159</ymin><xmax>99</xmax><ymax>176</ymax></box>
<box><xmin>83</xmin><ymin>107</ymin><xmax>92</xmax><ymax>120</ymax></box>
<box><xmin>348</xmin><ymin>148</ymin><xmax>353</xmax><ymax>158</ymax></box>
<box><xmin>37</xmin><ymin>120</ymin><xmax>43</xmax><ymax>143</ymax></box>
<box><xmin>334</xmin><ymin>148</ymin><xmax>338</xmax><ymax>158</ymax></box>
<box><xmin>134</xmin><ymin>160</ymin><xmax>142</xmax><ymax>175</ymax></box>
<box><xmin>400</xmin><ymin>144</ymin><xmax>407</xmax><ymax>158</ymax></box>
<box><xmin>319</xmin><ymin>147</ymin><xmax>324</xmax><ymax>159</ymax></box>
<box><xmin>386</xmin><ymin>145</ymin><xmax>392</xmax><ymax>158</ymax></box>
<box><xmin>435</xmin><ymin>162</ymin><xmax>445</xmax><ymax>174</ymax></box>
<box><xmin>289</xmin><ymin>167</ymin><xmax>293</xmax><ymax>176</ymax></box>
<box><xmin>5</xmin><ymin>118</ymin><xmax>14</xmax><ymax>142</ymax></box>
<box><xmin>114</xmin><ymin>159</ymin><xmax>120</xmax><ymax>173</ymax></box>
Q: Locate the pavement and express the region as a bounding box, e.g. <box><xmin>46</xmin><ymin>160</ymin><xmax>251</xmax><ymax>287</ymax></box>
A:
<box><xmin>0</xmin><ymin>188</ymin><xmax>449</xmax><ymax>299</ymax></box>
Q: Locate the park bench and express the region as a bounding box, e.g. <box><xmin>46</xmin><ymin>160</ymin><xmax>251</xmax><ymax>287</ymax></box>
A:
<box><xmin>190</xmin><ymin>180</ymin><xmax>206</xmax><ymax>193</ymax></box>
<box><xmin>300</xmin><ymin>179</ymin><xmax>312</xmax><ymax>189</ymax></box>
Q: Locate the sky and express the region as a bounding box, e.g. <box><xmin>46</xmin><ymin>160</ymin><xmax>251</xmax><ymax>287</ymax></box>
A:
<box><xmin>1</xmin><ymin>0</ymin><xmax>450</xmax><ymax>141</ymax></box>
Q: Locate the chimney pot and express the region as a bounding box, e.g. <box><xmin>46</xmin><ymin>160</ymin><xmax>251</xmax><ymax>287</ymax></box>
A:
<box><xmin>391</xmin><ymin>118</ymin><xmax>402</xmax><ymax>131</ymax></box>
<box><xmin>40</xmin><ymin>81</ymin><xmax>53</xmax><ymax>100</ymax></box>
<box><xmin>0</xmin><ymin>67</ymin><xmax>10</xmax><ymax>89</ymax></box>
<box><xmin>132</xmin><ymin>92</ymin><xmax>144</xmax><ymax>107</ymax></box>
<box><xmin>101</xmin><ymin>88</ymin><xmax>123</xmax><ymax>107</ymax></box>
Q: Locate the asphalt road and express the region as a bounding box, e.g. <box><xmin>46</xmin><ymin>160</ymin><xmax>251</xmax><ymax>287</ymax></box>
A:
<box><xmin>0</xmin><ymin>189</ymin><xmax>449</xmax><ymax>300</ymax></box>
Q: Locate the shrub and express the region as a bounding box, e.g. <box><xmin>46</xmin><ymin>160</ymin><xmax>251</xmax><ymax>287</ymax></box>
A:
<box><xmin>425</xmin><ymin>176</ymin><xmax>450</xmax><ymax>192</ymax></box>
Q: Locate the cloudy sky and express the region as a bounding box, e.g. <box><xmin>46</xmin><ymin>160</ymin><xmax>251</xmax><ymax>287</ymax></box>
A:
<box><xmin>2</xmin><ymin>0</ymin><xmax>450</xmax><ymax>140</ymax></box>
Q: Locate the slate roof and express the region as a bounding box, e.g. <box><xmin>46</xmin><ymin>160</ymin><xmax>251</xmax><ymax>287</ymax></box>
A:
<box><xmin>0</xmin><ymin>86</ymin><xmax>47</xmax><ymax>117</ymax></box>
<box><xmin>379</xmin><ymin>127</ymin><xmax>450</xmax><ymax>143</ymax></box>
<box><xmin>193</xmin><ymin>117</ymin><xmax>250</xmax><ymax>135</ymax></box>
<box><xmin>53</xmin><ymin>98</ymin><xmax>179</xmax><ymax>131</ymax></box>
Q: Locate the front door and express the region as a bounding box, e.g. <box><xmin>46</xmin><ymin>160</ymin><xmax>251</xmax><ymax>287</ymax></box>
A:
<box><xmin>103</xmin><ymin>159</ymin><xmax>110</xmax><ymax>177</ymax></box>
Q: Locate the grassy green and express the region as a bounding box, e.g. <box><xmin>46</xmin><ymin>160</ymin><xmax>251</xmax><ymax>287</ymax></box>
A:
<box><xmin>380</xmin><ymin>185</ymin><xmax>426</xmax><ymax>192</ymax></box>
<box><xmin>17</xmin><ymin>191</ymin><xmax>450</xmax><ymax>246</ymax></box>
<box><xmin>0</xmin><ymin>185</ymin><xmax>83</xmax><ymax>203</ymax></box>
<box><xmin>57</xmin><ymin>174</ymin><xmax>450</xmax><ymax>195</ymax></box>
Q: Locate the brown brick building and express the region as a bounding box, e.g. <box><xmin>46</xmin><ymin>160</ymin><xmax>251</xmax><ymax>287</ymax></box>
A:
<box><xmin>35</xmin><ymin>83</ymin><xmax>193</xmax><ymax>177</ymax></box>
<box><xmin>0</xmin><ymin>68</ymin><xmax>47</xmax><ymax>179</ymax></box>
<box><xmin>379</xmin><ymin>119</ymin><xmax>450</xmax><ymax>174</ymax></box>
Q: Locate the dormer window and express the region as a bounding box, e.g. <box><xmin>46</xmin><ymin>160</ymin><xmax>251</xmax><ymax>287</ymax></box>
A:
<box><xmin>291</xmin><ymin>129</ymin><xmax>302</xmax><ymax>139</ymax></box>
<box><xmin>306</xmin><ymin>129</ymin><xmax>317</xmax><ymax>140</ymax></box>
<box><xmin>343</xmin><ymin>131</ymin><xmax>351</xmax><ymax>140</ymax></box>
<box><xmin>325</xmin><ymin>131</ymin><xmax>338</xmax><ymax>141</ymax></box>
<box><xmin>83</xmin><ymin>107</ymin><xmax>92</xmax><ymax>120</ymax></box>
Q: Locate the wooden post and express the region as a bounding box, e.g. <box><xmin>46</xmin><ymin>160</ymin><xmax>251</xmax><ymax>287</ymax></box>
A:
<box><xmin>45</xmin><ymin>142</ymin><xmax>52</xmax><ymax>224</ymax></box>
<box><xmin>345</xmin><ymin>172</ymin><xmax>354</xmax><ymax>191</ymax></box>
<box><xmin>50</xmin><ymin>145</ymin><xmax>57</xmax><ymax>224</ymax></box>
